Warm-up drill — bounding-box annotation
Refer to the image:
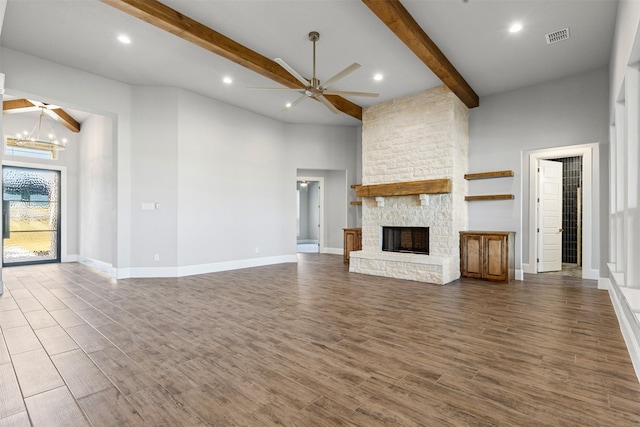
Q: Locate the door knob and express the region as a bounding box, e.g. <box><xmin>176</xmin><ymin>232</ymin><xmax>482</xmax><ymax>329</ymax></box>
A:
<box><xmin>559</xmin><ymin>228</ymin><xmax>564</xmax><ymax>233</ymax></box>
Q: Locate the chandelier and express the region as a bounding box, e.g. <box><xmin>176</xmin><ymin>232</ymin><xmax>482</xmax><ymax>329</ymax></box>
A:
<box><xmin>16</xmin><ymin>107</ymin><xmax>66</xmax><ymax>150</ymax></box>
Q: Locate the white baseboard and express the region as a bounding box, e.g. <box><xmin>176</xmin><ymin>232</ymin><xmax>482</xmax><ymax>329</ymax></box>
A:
<box><xmin>522</xmin><ymin>263</ymin><xmax>535</xmax><ymax>274</ymax></box>
<box><xmin>606</xmin><ymin>266</ymin><xmax>640</xmax><ymax>383</ymax></box>
<box><xmin>114</xmin><ymin>255</ymin><xmax>298</xmax><ymax>279</ymax></box>
<box><xmin>583</xmin><ymin>268</ymin><xmax>600</xmax><ymax>280</ymax></box>
<box><xmin>598</xmin><ymin>277</ymin><xmax>611</xmax><ymax>290</ymax></box>
<box><xmin>78</xmin><ymin>257</ymin><xmax>116</xmax><ymax>277</ymax></box>
<box><xmin>520</xmin><ymin>263</ymin><xmax>599</xmax><ymax>280</ymax></box>
<box><xmin>322</xmin><ymin>247</ymin><xmax>343</xmax><ymax>255</ymax></box>
<box><xmin>515</xmin><ymin>269</ymin><xmax>524</xmax><ymax>281</ymax></box>
<box><xmin>62</xmin><ymin>254</ymin><xmax>79</xmax><ymax>263</ymax></box>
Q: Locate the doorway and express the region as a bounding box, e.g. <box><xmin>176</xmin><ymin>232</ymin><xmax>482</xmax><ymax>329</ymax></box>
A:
<box><xmin>2</xmin><ymin>166</ymin><xmax>61</xmax><ymax>265</ymax></box>
<box><xmin>537</xmin><ymin>157</ymin><xmax>583</xmax><ymax>277</ymax></box>
<box><xmin>297</xmin><ymin>176</ymin><xmax>323</xmax><ymax>253</ymax></box>
<box><xmin>528</xmin><ymin>143</ymin><xmax>597</xmax><ymax>280</ymax></box>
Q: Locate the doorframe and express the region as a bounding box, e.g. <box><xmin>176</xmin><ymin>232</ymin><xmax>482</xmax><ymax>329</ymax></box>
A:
<box><xmin>297</xmin><ymin>176</ymin><xmax>324</xmax><ymax>253</ymax></box>
<box><xmin>526</xmin><ymin>143</ymin><xmax>599</xmax><ymax>279</ymax></box>
<box><xmin>2</xmin><ymin>160</ymin><xmax>70</xmax><ymax>263</ymax></box>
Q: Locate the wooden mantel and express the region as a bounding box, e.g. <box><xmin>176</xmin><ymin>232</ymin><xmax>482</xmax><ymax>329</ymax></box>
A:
<box><xmin>355</xmin><ymin>179</ymin><xmax>451</xmax><ymax>198</ymax></box>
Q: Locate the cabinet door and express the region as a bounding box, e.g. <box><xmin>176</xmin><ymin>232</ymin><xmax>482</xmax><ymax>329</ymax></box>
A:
<box><xmin>461</xmin><ymin>234</ymin><xmax>483</xmax><ymax>278</ymax></box>
<box><xmin>483</xmin><ymin>234</ymin><xmax>508</xmax><ymax>281</ymax></box>
<box><xmin>344</xmin><ymin>230</ymin><xmax>356</xmax><ymax>262</ymax></box>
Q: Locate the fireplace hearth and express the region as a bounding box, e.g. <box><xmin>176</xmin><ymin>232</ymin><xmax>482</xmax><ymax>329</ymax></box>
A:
<box><xmin>382</xmin><ymin>226</ymin><xmax>429</xmax><ymax>255</ymax></box>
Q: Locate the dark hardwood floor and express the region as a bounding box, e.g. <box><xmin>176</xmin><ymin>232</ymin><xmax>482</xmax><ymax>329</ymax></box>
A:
<box><xmin>1</xmin><ymin>254</ymin><xmax>639</xmax><ymax>426</ymax></box>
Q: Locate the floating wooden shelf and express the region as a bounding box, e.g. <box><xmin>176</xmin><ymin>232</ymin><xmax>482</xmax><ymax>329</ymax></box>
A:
<box><xmin>350</xmin><ymin>184</ymin><xmax>361</xmax><ymax>189</ymax></box>
<box><xmin>355</xmin><ymin>179</ymin><xmax>451</xmax><ymax>198</ymax></box>
<box><xmin>464</xmin><ymin>170</ymin><xmax>514</xmax><ymax>180</ymax></box>
<box><xmin>465</xmin><ymin>194</ymin><xmax>514</xmax><ymax>201</ymax></box>
<box><xmin>350</xmin><ymin>201</ymin><xmax>362</xmax><ymax>205</ymax></box>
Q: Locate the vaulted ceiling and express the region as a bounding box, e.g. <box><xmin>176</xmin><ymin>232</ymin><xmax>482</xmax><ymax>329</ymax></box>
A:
<box><xmin>0</xmin><ymin>0</ymin><xmax>619</xmax><ymax>126</ymax></box>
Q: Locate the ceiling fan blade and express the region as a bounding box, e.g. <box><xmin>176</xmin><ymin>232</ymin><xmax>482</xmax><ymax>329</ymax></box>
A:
<box><xmin>282</xmin><ymin>94</ymin><xmax>307</xmax><ymax>112</ymax></box>
<box><xmin>274</xmin><ymin>58</ymin><xmax>309</xmax><ymax>87</ymax></box>
<box><xmin>321</xmin><ymin>63</ymin><xmax>361</xmax><ymax>89</ymax></box>
<box><xmin>323</xmin><ymin>90</ymin><xmax>379</xmax><ymax>98</ymax></box>
<box><xmin>317</xmin><ymin>95</ymin><xmax>340</xmax><ymax>114</ymax></box>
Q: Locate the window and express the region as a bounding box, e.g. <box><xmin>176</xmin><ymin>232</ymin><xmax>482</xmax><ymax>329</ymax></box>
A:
<box><xmin>5</xmin><ymin>137</ymin><xmax>57</xmax><ymax>160</ymax></box>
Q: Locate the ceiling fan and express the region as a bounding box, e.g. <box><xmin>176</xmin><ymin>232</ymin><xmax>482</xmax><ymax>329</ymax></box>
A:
<box><xmin>250</xmin><ymin>31</ymin><xmax>379</xmax><ymax>114</ymax></box>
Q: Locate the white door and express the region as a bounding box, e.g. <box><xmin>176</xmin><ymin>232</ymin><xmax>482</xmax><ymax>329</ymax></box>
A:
<box><xmin>538</xmin><ymin>159</ymin><xmax>563</xmax><ymax>272</ymax></box>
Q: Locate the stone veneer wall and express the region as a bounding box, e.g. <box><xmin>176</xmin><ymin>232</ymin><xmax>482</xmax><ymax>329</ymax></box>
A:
<box><xmin>349</xmin><ymin>86</ymin><xmax>469</xmax><ymax>284</ymax></box>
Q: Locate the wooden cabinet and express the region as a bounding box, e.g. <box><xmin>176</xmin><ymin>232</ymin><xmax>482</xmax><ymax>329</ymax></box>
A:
<box><xmin>460</xmin><ymin>231</ymin><xmax>515</xmax><ymax>282</ymax></box>
<box><xmin>343</xmin><ymin>228</ymin><xmax>362</xmax><ymax>263</ymax></box>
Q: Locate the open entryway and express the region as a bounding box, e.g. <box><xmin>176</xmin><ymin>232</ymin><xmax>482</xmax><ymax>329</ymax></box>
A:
<box><xmin>296</xmin><ymin>176</ymin><xmax>323</xmax><ymax>253</ymax></box>
<box><xmin>2</xmin><ymin>166</ymin><xmax>61</xmax><ymax>265</ymax></box>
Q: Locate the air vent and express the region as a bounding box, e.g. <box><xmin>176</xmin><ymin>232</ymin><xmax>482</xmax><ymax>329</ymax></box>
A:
<box><xmin>545</xmin><ymin>28</ymin><xmax>570</xmax><ymax>45</ymax></box>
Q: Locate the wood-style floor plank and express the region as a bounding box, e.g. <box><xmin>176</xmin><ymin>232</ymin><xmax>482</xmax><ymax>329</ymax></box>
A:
<box><xmin>0</xmin><ymin>363</ymin><xmax>25</xmax><ymax>420</ymax></box>
<box><xmin>0</xmin><ymin>411</ymin><xmax>30</xmax><ymax>427</ymax></box>
<box><xmin>76</xmin><ymin>387</ymin><xmax>145</xmax><ymax>426</ymax></box>
<box><xmin>0</xmin><ymin>330</ymin><xmax>10</xmax><ymax>365</ymax></box>
<box><xmin>51</xmin><ymin>349</ymin><xmax>113</xmax><ymax>399</ymax></box>
<box><xmin>2</xmin><ymin>325</ymin><xmax>42</xmax><ymax>355</ymax></box>
<box><xmin>24</xmin><ymin>386</ymin><xmax>89</xmax><ymax>427</ymax></box>
<box><xmin>35</xmin><ymin>325</ymin><xmax>79</xmax><ymax>355</ymax></box>
<box><xmin>0</xmin><ymin>310</ymin><xmax>28</xmax><ymax>330</ymax></box>
<box><xmin>0</xmin><ymin>256</ymin><xmax>639</xmax><ymax>426</ymax></box>
<box><xmin>23</xmin><ymin>309</ymin><xmax>58</xmax><ymax>330</ymax></box>
<box><xmin>11</xmin><ymin>348</ymin><xmax>65</xmax><ymax>398</ymax></box>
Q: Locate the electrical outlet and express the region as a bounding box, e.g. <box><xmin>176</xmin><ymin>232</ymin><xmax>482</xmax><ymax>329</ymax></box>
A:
<box><xmin>154</xmin><ymin>254</ymin><xmax>160</xmax><ymax>261</ymax></box>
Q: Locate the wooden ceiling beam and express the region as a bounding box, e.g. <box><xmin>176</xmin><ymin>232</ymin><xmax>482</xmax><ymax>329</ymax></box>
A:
<box><xmin>100</xmin><ymin>0</ymin><xmax>363</xmax><ymax>120</ymax></box>
<box><xmin>3</xmin><ymin>99</ymin><xmax>81</xmax><ymax>133</ymax></box>
<box><xmin>362</xmin><ymin>0</ymin><xmax>479</xmax><ymax>108</ymax></box>
<box><xmin>2</xmin><ymin>98</ymin><xmax>38</xmax><ymax>112</ymax></box>
<box><xmin>49</xmin><ymin>108</ymin><xmax>81</xmax><ymax>133</ymax></box>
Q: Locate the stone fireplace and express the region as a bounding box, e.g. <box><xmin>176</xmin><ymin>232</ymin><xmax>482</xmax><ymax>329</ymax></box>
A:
<box><xmin>349</xmin><ymin>86</ymin><xmax>469</xmax><ymax>285</ymax></box>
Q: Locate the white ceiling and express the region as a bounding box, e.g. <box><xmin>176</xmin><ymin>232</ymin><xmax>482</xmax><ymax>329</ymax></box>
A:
<box><xmin>0</xmin><ymin>0</ymin><xmax>619</xmax><ymax>126</ymax></box>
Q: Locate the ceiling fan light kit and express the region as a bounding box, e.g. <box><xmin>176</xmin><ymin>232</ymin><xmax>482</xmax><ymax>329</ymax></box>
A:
<box><xmin>251</xmin><ymin>31</ymin><xmax>378</xmax><ymax>115</ymax></box>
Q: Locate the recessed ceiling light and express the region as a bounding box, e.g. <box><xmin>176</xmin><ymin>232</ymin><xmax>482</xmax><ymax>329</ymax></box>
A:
<box><xmin>373</xmin><ymin>73</ymin><xmax>384</xmax><ymax>81</ymax></box>
<box><xmin>222</xmin><ymin>76</ymin><xmax>233</xmax><ymax>84</ymax></box>
<box><xmin>509</xmin><ymin>22</ymin><xmax>523</xmax><ymax>33</ymax></box>
<box><xmin>117</xmin><ymin>34</ymin><xmax>131</xmax><ymax>44</ymax></box>
<box><xmin>285</xmin><ymin>102</ymin><xmax>292</xmax><ymax>109</ymax></box>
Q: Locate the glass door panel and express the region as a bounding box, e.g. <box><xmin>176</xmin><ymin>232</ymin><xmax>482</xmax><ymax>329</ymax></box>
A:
<box><xmin>2</xmin><ymin>166</ymin><xmax>61</xmax><ymax>265</ymax></box>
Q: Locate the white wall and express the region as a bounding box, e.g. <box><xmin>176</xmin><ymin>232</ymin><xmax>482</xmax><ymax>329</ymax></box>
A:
<box><xmin>130</xmin><ymin>87</ymin><xmax>180</xmax><ymax>268</ymax></box>
<box><xmin>610</xmin><ymin>0</ymin><xmax>640</xmax><ymax>117</ymax></box>
<box><xmin>2</xmin><ymin>113</ymin><xmax>80</xmax><ymax>259</ymax></box>
<box><xmin>78</xmin><ymin>114</ymin><xmax>114</xmax><ymax>266</ymax></box>
<box><xmin>176</xmin><ymin>89</ymin><xmax>290</xmax><ymax>269</ymax></box>
<box><xmin>469</xmin><ymin>67</ymin><xmax>609</xmax><ymax>277</ymax></box>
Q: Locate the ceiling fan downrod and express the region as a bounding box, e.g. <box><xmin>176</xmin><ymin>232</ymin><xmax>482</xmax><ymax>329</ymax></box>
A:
<box><xmin>309</xmin><ymin>31</ymin><xmax>320</xmax><ymax>89</ymax></box>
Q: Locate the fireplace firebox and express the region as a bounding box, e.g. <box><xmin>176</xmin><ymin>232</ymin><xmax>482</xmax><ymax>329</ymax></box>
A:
<box><xmin>382</xmin><ymin>226</ymin><xmax>429</xmax><ymax>255</ymax></box>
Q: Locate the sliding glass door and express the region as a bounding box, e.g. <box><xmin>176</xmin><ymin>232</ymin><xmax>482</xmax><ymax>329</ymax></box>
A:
<box><xmin>2</xmin><ymin>166</ymin><xmax>61</xmax><ymax>265</ymax></box>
